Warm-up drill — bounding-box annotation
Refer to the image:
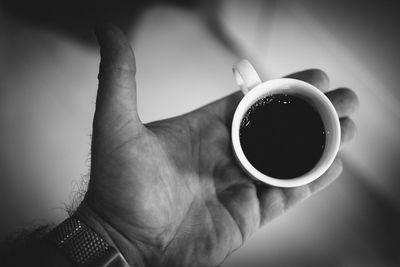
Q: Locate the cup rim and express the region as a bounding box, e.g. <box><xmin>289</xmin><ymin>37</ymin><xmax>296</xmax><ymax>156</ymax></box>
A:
<box><xmin>231</xmin><ymin>78</ymin><xmax>341</xmax><ymax>187</ymax></box>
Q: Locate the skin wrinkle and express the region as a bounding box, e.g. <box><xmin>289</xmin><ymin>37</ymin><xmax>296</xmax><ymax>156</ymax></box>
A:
<box><xmin>224</xmin><ymin>211</ymin><xmax>238</xmax><ymax>261</ymax></box>
<box><xmin>75</xmin><ymin>207</ymin><xmax>141</xmax><ymax>261</ymax></box>
<box><xmin>255</xmin><ymin>186</ymin><xmax>271</xmax><ymax>226</ymax></box>
<box><xmin>263</xmin><ymin>188</ymin><xmax>286</xmax><ymax>224</ymax></box>
<box><xmin>182</xmin><ymin>116</ymin><xmax>195</xmax><ymax>170</ymax></box>
<box><xmin>189</xmin><ymin>116</ymin><xmax>203</xmax><ymax>177</ymax></box>
<box><xmin>70</xmin><ymin>24</ymin><xmax>360</xmax><ymax>266</ymax></box>
<box><xmin>84</xmin><ymin>199</ymin><xmax>160</xmax><ymax>255</ymax></box>
<box><xmin>91</xmin><ymin>86</ymin><xmax>350</xmax><ymax>265</ymax></box>
<box><xmin>211</xmin><ymin>107</ymin><xmax>232</xmax><ymax>128</ymax></box>
<box><xmin>223</xmin><ymin>183</ymin><xmax>263</xmax><ymax>241</ymax></box>
<box><xmin>103</xmin><ymin>135</ymin><xmax>136</xmax><ymax>158</ymax></box>
<box><xmin>253</xmin><ymin>187</ymin><xmax>263</xmax><ymax>231</ymax></box>
<box><xmin>99</xmin><ymin>65</ymin><xmax>136</xmax><ymax>84</ymax></box>
<box><xmin>92</xmin><ymin>135</ymin><xmax>181</xmax><ymax>237</ymax></box>
<box><xmin>99</xmin><ymin>56</ymin><xmax>136</xmax><ymax>71</ymax></box>
<box><xmin>108</xmin><ymin>114</ymin><xmax>136</xmax><ymax>134</ymax></box>
<box><xmin>203</xmin><ymin>198</ymin><xmax>233</xmax><ymax>263</ymax></box>
<box><xmin>142</xmin><ymin>126</ymin><xmax>200</xmax><ymax>253</ymax></box>
<box><xmin>217</xmin><ymin>188</ymin><xmax>245</xmax><ymax>245</ymax></box>
<box><xmin>161</xmin><ymin>197</ymin><xmax>197</xmax><ymax>256</ymax></box>
<box><xmin>94</xmin><ymin>109</ymin><xmax>139</xmax><ymax>140</ymax></box>
<box><xmin>213</xmin><ymin>159</ymin><xmax>232</xmax><ymax>194</ymax></box>
<box><xmin>144</xmin><ymin>148</ymin><xmax>174</xmax><ymax>232</ymax></box>
<box><xmin>202</xmin><ymin>199</ymin><xmax>221</xmax><ymax>262</ymax></box>
<box><xmin>150</xmin><ymin>121</ymin><xmax>198</xmax><ymax>196</ymax></box>
<box><xmin>87</xmin><ymin>184</ymin><xmax>167</xmax><ymax>235</ymax></box>
<box><xmin>148</xmin><ymin>124</ymin><xmax>201</xmax><ymax>239</ymax></box>
<box><xmin>289</xmin><ymin>185</ymin><xmax>311</xmax><ymax>207</ymax></box>
<box><xmin>246</xmin><ymin>183</ymin><xmax>261</xmax><ymax>238</ymax></box>
<box><xmin>98</xmin><ymin>69</ymin><xmax>137</xmax><ymax>96</ymax></box>
<box><xmin>206</xmin><ymin>123</ymin><xmax>232</xmax><ymax>185</ymax></box>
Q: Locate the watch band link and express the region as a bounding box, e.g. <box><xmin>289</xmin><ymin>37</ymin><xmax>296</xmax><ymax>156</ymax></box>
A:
<box><xmin>46</xmin><ymin>216</ymin><xmax>129</xmax><ymax>267</ymax></box>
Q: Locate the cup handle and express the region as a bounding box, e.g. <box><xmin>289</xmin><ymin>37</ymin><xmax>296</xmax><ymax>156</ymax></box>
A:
<box><xmin>233</xmin><ymin>60</ymin><xmax>262</xmax><ymax>95</ymax></box>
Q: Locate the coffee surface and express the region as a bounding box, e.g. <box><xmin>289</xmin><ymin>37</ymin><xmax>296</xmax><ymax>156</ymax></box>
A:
<box><xmin>240</xmin><ymin>94</ymin><xmax>325</xmax><ymax>179</ymax></box>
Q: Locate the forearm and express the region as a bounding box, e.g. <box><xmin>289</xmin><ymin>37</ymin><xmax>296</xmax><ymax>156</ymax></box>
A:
<box><xmin>1</xmin><ymin>226</ymin><xmax>73</xmax><ymax>267</ymax></box>
<box><xmin>75</xmin><ymin>203</ymin><xmax>148</xmax><ymax>267</ymax></box>
<box><xmin>1</xmin><ymin>209</ymin><xmax>145</xmax><ymax>267</ymax></box>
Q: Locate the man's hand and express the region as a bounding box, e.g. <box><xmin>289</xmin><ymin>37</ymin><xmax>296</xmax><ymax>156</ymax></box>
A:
<box><xmin>76</xmin><ymin>24</ymin><xmax>359</xmax><ymax>267</ymax></box>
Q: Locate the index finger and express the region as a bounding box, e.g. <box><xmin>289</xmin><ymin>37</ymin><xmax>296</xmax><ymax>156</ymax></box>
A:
<box><xmin>199</xmin><ymin>69</ymin><xmax>330</xmax><ymax>126</ymax></box>
<box><xmin>284</xmin><ymin>69</ymin><xmax>330</xmax><ymax>92</ymax></box>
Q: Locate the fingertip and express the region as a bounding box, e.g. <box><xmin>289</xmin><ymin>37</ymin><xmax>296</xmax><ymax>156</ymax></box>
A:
<box><xmin>285</xmin><ymin>68</ymin><xmax>330</xmax><ymax>92</ymax></box>
<box><xmin>309</xmin><ymin>68</ymin><xmax>330</xmax><ymax>91</ymax></box>
<box><xmin>93</xmin><ymin>22</ymin><xmax>138</xmax><ymax>124</ymax></box>
<box><xmin>94</xmin><ymin>22</ymin><xmax>133</xmax><ymax>54</ymax></box>
<box><xmin>94</xmin><ymin>22</ymin><xmax>136</xmax><ymax>76</ymax></box>
<box><xmin>326</xmin><ymin>88</ymin><xmax>360</xmax><ymax>117</ymax></box>
<box><xmin>94</xmin><ymin>22</ymin><xmax>116</xmax><ymax>46</ymax></box>
<box><xmin>340</xmin><ymin>117</ymin><xmax>357</xmax><ymax>148</ymax></box>
<box><xmin>340</xmin><ymin>88</ymin><xmax>360</xmax><ymax>112</ymax></box>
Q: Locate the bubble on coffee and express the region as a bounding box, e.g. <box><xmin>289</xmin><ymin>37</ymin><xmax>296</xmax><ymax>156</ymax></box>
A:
<box><xmin>239</xmin><ymin>94</ymin><xmax>326</xmax><ymax>179</ymax></box>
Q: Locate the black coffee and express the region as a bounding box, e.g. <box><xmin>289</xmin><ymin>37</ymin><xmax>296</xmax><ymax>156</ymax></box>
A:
<box><xmin>240</xmin><ymin>94</ymin><xmax>325</xmax><ymax>179</ymax></box>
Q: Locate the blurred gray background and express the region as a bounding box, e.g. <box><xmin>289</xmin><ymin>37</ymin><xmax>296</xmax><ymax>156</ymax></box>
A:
<box><xmin>0</xmin><ymin>0</ymin><xmax>399</xmax><ymax>266</ymax></box>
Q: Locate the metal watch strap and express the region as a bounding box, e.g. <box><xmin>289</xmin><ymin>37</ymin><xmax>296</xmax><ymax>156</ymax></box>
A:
<box><xmin>46</xmin><ymin>216</ymin><xmax>130</xmax><ymax>267</ymax></box>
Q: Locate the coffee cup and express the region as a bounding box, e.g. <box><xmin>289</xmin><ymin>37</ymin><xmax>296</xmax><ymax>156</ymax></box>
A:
<box><xmin>231</xmin><ymin>60</ymin><xmax>340</xmax><ymax>187</ymax></box>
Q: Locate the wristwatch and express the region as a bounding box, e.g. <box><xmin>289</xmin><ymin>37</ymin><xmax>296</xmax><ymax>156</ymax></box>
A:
<box><xmin>46</xmin><ymin>216</ymin><xmax>130</xmax><ymax>267</ymax></box>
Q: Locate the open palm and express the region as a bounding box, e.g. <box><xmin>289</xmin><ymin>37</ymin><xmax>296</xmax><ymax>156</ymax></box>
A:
<box><xmin>77</xmin><ymin>24</ymin><xmax>358</xmax><ymax>267</ymax></box>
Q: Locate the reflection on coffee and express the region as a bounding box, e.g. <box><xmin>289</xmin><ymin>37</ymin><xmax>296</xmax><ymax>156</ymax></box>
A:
<box><xmin>239</xmin><ymin>94</ymin><xmax>326</xmax><ymax>179</ymax></box>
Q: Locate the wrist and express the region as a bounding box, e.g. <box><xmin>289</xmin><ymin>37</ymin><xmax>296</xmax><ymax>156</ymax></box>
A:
<box><xmin>75</xmin><ymin>201</ymin><xmax>148</xmax><ymax>267</ymax></box>
<box><xmin>2</xmin><ymin>226</ymin><xmax>74</xmax><ymax>267</ymax></box>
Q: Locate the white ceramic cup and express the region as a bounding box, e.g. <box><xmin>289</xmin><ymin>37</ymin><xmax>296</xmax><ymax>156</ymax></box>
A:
<box><xmin>231</xmin><ymin>60</ymin><xmax>340</xmax><ymax>187</ymax></box>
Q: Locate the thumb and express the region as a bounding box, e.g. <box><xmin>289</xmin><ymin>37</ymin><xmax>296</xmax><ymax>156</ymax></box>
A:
<box><xmin>93</xmin><ymin>23</ymin><xmax>141</xmax><ymax>135</ymax></box>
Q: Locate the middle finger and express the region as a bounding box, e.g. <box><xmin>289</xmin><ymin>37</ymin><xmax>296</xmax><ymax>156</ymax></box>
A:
<box><xmin>325</xmin><ymin>87</ymin><xmax>359</xmax><ymax>118</ymax></box>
